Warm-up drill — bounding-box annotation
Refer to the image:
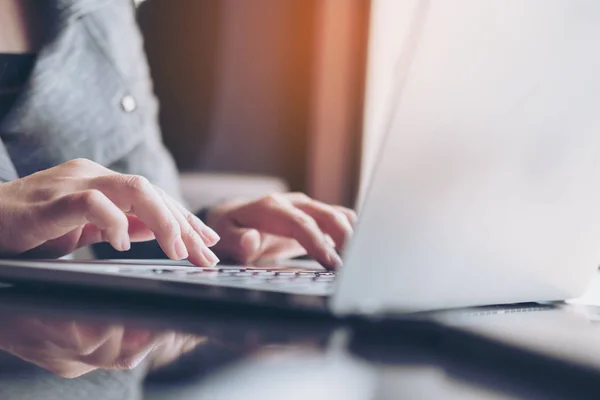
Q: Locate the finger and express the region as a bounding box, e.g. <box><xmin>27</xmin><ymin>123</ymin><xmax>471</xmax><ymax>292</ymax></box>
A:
<box><xmin>17</xmin><ymin>319</ymin><xmax>116</xmax><ymax>357</ymax></box>
<box><xmin>124</xmin><ymin>215</ymin><xmax>156</xmax><ymax>242</ymax></box>
<box><xmin>77</xmin><ymin>325</ymin><xmax>125</xmax><ymax>367</ymax></box>
<box><xmin>40</xmin><ymin>190</ymin><xmax>130</xmax><ymax>252</ymax></box>
<box><xmin>77</xmin><ymin>216</ymin><xmax>155</xmax><ymax>248</ymax></box>
<box><xmin>213</xmin><ymin>223</ymin><xmax>262</xmax><ymax>264</ymax></box>
<box><xmin>66</xmin><ymin>323</ymin><xmax>120</xmax><ymax>357</ymax></box>
<box><xmin>181</xmin><ymin>206</ymin><xmax>220</xmax><ymax>247</ymax></box>
<box><xmin>159</xmin><ymin>194</ymin><xmax>219</xmax><ymax>267</ymax></box>
<box><xmin>76</xmin><ymin>225</ymin><xmax>105</xmax><ymax>248</ymax></box>
<box><xmin>335</xmin><ymin>206</ymin><xmax>358</xmax><ymax>226</ymax></box>
<box><xmin>292</xmin><ymin>200</ymin><xmax>353</xmax><ymax>252</ymax></box>
<box><xmin>89</xmin><ymin>175</ymin><xmax>186</xmax><ymax>261</ymax></box>
<box><xmin>253</xmin><ymin>234</ymin><xmax>307</xmax><ymax>261</ymax></box>
<box><xmin>111</xmin><ymin>339</ymin><xmax>158</xmax><ymax>371</ymax></box>
<box><xmin>154</xmin><ymin>187</ymin><xmax>220</xmax><ymax>247</ymax></box>
<box><xmin>22</xmin><ymin>227</ymin><xmax>85</xmax><ymax>258</ymax></box>
<box><xmin>149</xmin><ymin>333</ymin><xmax>208</xmax><ymax>369</ymax></box>
<box><xmin>234</xmin><ymin>196</ymin><xmax>342</xmax><ymax>269</ymax></box>
<box><xmin>120</xmin><ymin>332</ymin><xmax>175</xmax><ymax>370</ymax></box>
<box><xmin>121</xmin><ymin>329</ymin><xmax>153</xmax><ymax>352</ymax></box>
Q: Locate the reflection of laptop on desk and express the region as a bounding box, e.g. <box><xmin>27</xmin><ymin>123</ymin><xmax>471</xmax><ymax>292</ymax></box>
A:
<box><xmin>2</xmin><ymin>0</ymin><xmax>600</xmax><ymax>316</ymax></box>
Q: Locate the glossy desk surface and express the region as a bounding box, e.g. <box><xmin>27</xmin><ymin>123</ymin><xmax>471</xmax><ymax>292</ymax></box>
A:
<box><xmin>1</xmin><ymin>277</ymin><xmax>600</xmax><ymax>400</ymax></box>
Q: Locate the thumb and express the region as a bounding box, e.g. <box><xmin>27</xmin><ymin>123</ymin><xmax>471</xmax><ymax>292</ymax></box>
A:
<box><xmin>214</xmin><ymin>225</ymin><xmax>262</xmax><ymax>264</ymax></box>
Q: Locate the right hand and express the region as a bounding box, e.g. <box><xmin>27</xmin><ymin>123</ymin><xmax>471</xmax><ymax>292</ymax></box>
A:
<box><xmin>0</xmin><ymin>158</ymin><xmax>220</xmax><ymax>266</ymax></box>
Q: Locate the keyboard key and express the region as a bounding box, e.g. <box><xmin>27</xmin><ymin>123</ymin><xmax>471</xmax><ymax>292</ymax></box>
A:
<box><xmin>274</xmin><ymin>272</ymin><xmax>296</xmax><ymax>276</ymax></box>
<box><xmin>231</xmin><ymin>272</ymin><xmax>253</xmax><ymax>277</ymax></box>
<box><xmin>168</xmin><ymin>269</ymin><xmax>203</xmax><ymax>274</ymax></box>
<box><xmin>252</xmin><ymin>271</ymin><xmax>276</xmax><ymax>276</ymax></box>
<box><xmin>293</xmin><ymin>275</ymin><xmax>317</xmax><ymax>280</ymax></box>
<box><xmin>313</xmin><ymin>276</ymin><xmax>336</xmax><ymax>282</ymax></box>
<box><xmin>123</xmin><ymin>264</ymin><xmax>336</xmax><ymax>295</ymax></box>
<box><xmin>151</xmin><ymin>269</ymin><xmax>168</xmax><ymax>274</ymax></box>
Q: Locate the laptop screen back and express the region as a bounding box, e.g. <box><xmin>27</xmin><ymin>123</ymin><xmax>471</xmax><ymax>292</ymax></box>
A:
<box><xmin>334</xmin><ymin>0</ymin><xmax>600</xmax><ymax>315</ymax></box>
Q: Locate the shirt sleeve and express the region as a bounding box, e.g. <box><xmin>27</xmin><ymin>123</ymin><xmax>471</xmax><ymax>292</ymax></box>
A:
<box><xmin>0</xmin><ymin>140</ymin><xmax>19</xmax><ymax>183</ymax></box>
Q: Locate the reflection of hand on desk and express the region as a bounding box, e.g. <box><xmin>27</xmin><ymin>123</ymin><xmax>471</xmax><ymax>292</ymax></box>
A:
<box><xmin>0</xmin><ymin>317</ymin><xmax>206</xmax><ymax>378</ymax></box>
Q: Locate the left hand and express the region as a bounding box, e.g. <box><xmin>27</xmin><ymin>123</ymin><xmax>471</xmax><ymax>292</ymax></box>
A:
<box><xmin>0</xmin><ymin>318</ymin><xmax>206</xmax><ymax>378</ymax></box>
<box><xmin>205</xmin><ymin>193</ymin><xmax>357</xmax><ymax>269</ymax></box>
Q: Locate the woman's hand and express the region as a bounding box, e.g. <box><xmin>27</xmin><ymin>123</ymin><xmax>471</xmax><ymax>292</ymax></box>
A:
<box><xmin>0</xmin><ymin>158</ymin><xmax>220</xmax><ymax>266</ymax></box>
<box><xmin>0</xmin><ymin>317</ymin><xmax>205</xmax><ymax>378</ymax></box>
<box><xmin>206</xmin><ymin>193</ymin><xmax>357</xmax><ymax>269</ymax></box>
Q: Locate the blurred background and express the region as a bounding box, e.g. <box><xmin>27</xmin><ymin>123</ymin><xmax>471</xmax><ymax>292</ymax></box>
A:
<box><xmin>137</xmin><ymin>0</ymin><xmax>372</xmax><ymax>208</ymax></box>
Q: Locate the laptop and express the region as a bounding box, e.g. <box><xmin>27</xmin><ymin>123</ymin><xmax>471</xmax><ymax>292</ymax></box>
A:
<box><xmin>1</xmin><ymin>0</ymin><xmax>600</xmax><ymax>316</ymax></box>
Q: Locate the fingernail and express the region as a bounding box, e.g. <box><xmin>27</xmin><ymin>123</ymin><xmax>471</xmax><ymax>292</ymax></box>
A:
<box><xmin>241</xmin><ymin>230</ymin><xmax>260</xmax><ymax>253</ymax></box>
<box><xmin>206</xmin><ymin>228</ymin><xmax>220</xmax><ymax>242</ymax></box>
<box><xmin>202</xmin><ymin>247</ymin><xmax>220</xmax><ymax>266</ymax></box>
<box><xmin>327</xmin><ymin>248</ymin><xmax>343</xmax><ymax>269</ymax></box>
<box><xmin>200</xmin><ymin>229</ymin><xmax>220</xmax><ymax>247</ymax></box>
<box><xmin>121</xmin><ymin>237</ymin><xmax>131</xmax><ymax>252</ymax></box>
<box><xmin>174</xmin><ymin>237</ymin><xmax>189</xmax><ymax>260</ymax></box>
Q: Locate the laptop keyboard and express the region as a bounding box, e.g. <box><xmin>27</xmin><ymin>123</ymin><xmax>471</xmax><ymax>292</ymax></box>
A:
<box><xmin>118</xmin><ymin>266</ymin><xmax>337</xmax><ymax>296</ymax></box>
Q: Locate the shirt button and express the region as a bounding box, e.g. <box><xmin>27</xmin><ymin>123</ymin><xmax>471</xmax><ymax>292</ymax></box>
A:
<box><xmin>121</xmin><ymin>95</ymin><xmax>137</xmax><ymax>113</ymax></box>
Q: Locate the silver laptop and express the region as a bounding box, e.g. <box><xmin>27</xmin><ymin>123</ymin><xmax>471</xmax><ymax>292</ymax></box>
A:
<box><xmin>1</xmin><ymin>0</ymin><xmax>600</xmax><ymax>316</ymax></box>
